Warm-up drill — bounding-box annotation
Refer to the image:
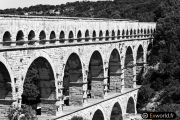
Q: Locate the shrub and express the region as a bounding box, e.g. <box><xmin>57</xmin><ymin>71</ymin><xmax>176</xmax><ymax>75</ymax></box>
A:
<box><xmin>8</xmin><ymin>104</ymin><xmax>37</xmax><ymax>120</ymax></box>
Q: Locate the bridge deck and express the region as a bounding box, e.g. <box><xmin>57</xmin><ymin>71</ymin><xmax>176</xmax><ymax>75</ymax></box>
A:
<box><xmin>37</xmin><ymin>86</ymin><xmax>141</xmax><ymax>120</ymax></box>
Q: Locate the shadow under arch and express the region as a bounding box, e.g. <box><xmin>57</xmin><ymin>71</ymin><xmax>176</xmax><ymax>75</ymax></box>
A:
<box><xmin>0</xmin><ymin>62</ymin><xmax>13</xmax><ymax>99</ymax></box>
<box><xmin>108</xmin><ymin>48</ymin><xmax>122</xmax><ymax>93</ymax></box>
<box><xmin>22</xmin><ymin>57</ymin><xmax>56</xmax><ymax>114</ymax></box>
<box><xmin>124</xmin><ymin>46</ymin><xmax>134</xmax><ymax>88</ymax></box>
<box><xmin>3</xmin><ymin>31</ymin><xmax>11</xmax><ymax>46</ymax></box>
<box><xmin>126</xmin><ymin>97</ymin><xmax>135</xmax><ymax>114</ymax></box>
<box><xmin>92</xmin><ymin>109</ymin><xmax>105</xmax><ymax>120</ymax></box>
<box><xmin>136</xmin><ymin>45</ymin><xmax>144</xmax><ymax>85</ymax></box>
<box><xmin>87</xmin><ymin>50</ymin><xmax>104</xmax><ymax>99</ymax></box>
<box><xmin>62</xmin><ymin>53</ymin><xmax>83</xmax><ymax>106</ymax></box>
<box><xmin>110</xmin><ymin>102</ymin><xmax>123</xmax><ymax>120</ymax></box>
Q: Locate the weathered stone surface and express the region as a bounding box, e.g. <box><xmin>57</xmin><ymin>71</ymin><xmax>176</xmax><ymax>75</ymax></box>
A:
<box><xmin>0</xmin><ymin>15</ymin><xmax>155</xmax><ymax>118</ymax></box>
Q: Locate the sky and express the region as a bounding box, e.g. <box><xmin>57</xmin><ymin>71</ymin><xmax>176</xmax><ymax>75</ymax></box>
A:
<box><xmin>0</xmin><ymin>0</ymin><xmax>85</xmax><ymax>9</ymax></box>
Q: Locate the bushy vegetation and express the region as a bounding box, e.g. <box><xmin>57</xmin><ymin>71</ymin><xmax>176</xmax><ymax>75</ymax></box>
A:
<box><xmin>8</xmin><ymin>104</ymin><xmax>37</xmax><ymax>120</ymax></box>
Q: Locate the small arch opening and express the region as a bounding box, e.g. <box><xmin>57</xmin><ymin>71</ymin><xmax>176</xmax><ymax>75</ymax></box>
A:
<box><xmin>77</xmin><ymin>30</ymin><xmax>82</xmax><ymax>42</ymax></box>
<box><xmin>99</xmin><ymin>30</ymin><xmax>103</xmax><ymax>41</ymax></box>
<box><xmin>105</xmin><ymin>30</ymin><xmax>109</xmax><ymax>40</ymax></box>
<box><xmin>130</xmin><ymin>29</ymin><xmax>133</xmax><ymax>38</ymax></box>
<box><xmin>112</xmin><ymin>30</ymin><xmax>115</xmax><ymax>40</ymax></box>
<box><xmin>68</xmin><ymin>31</ymin><xmax>74</xmax><ymax>42</ymax></box>
<box><xmin>122</xmin><ymin>30</ymin><xmax>125</xmax><ymax>39</ymax></box>
<box><xmin>134</xmin><ymin>29</ymin><xmax>136</xmax><ymax>38</ymax></box>
<box><xmin>126</xmin><ymin>30</ymin><xmax>129</xmax><ymax>38</ymax></box>
<box><xmin>50</xmin><ymin>31</ymin><xmax>56</xmax><ymax>44</ymax></box>
<box><xmin>85</xmin><ymin>30</ymin><xmax>90</xmax><ymax>41</ymax></box>
<box><xmin>60</xmin><ymin>31</ymin><xmax>65</xmax><ymax>43</ymax></box>
<box><xmin>28</xmin><ymin>30</ymin><xmax>35</xmax><ymax>45</ymax></box>
<box><xmin>16</xmin><ymin>30</ymin><xmax>24</xmax><ymax>45</ymax></box>
<box><xmin>39</xmin><ymin>30</ymin><xmax>46</xmax><ymax>45</ymax></box>
<box><xmin>144</xmin><ymin>29</ymin><xmax>147</xmax><ymax>37</ymax></box>
<box><xmin>92</xmin><ymin>30</ymin><xmax>96</xmax><ymax>41</ymax></box>
<box><xmin>3</xmin><ymin>31</ymin><xmax>11</xmax><ymax>46</ymax></box>
<box><xmin>117</xmin><ymin>30</ymin><xmax>120</xmax><ymax>39</ymax></box>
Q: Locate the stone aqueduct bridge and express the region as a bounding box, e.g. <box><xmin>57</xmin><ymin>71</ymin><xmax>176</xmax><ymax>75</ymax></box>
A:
<box><xmin>0</xmin><ymin>15</ymin><xmax>156</xmax><ymax>120</ymax></box>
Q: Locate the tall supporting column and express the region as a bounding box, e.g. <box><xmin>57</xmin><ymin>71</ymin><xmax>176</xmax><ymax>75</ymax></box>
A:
<box><xmin>103</xmin><ymin>63</ymin><xmax>109</xmax><ymax>98</ymax></box>
<box><xmin>133</xmin><ymin>61</ymin><xmax>137</xmax><ymax>88</ymax></box>
<box><xmin>121</xmin><ymin>64</ymin><xmax>125</xmax><ymax>92</ymax></box>
<box><xmin>55</xmin><ymin>73</ymin><xmax>64</xmax><ymax>115</ymax></box>
<box><xmin>16</xmin><ymin>76</ymin><xmax>23</xmax><ymax>108</ymax></box>
<box><xmin>83</xmin><ymin>70</ymin><xmax>88</xmax><ymax>105</ymax></box>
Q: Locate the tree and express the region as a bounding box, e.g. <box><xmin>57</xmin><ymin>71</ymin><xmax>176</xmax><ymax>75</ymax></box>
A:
<box><xmin>22</xmin><ymin>63</ymin><xmax>40</xmax><ymax>106</ymax></box>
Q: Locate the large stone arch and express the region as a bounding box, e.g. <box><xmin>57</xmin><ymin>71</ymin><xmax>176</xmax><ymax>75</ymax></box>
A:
<box><xmin>110</xmin><ymin>102</ymin><xmax>123</xmax><ymax>120</ymax></box>
<box><xmin>87</xmin><ymin>50</ymin><xmax>105</xmax><ymax>99</ymax></box>
<box><xmin>126</xmin><ymin>96</ymin><xmax>136</xmax><ymax>114</ymax></box>
<box><xmin>136</xmin><ymin>44</ymin><xmax>144</xmax><ymax>85</ymax></box>
<box><xmin>124</xmin><ymin>46</ymin><xmax>134</xmax><ymax>88</ymax></box>
<box><xmin>91</xmin><ymin>107</ymin><xmax>106</xmax><ymax>120</ymax></box>
<box><xmin>61</xmin><ymin>51</ymin><xmax>84</xmax><ymax>81</ymax></box>
<box><xmin>22</xmin><ymin>51</ymin><xmax>57</xmax><ymax>96</ymax></box>
<box><xmin>0</xmin><ymin>55</ymin><xmax>15</xmax><ymax>98</ymax></box>
<box><xmin>62</xmin><ymin>52</ymin><xmax>84</xmax><ymax>106</ymax></box>
<box><xmin>108</xmin><ymin>48</ymin><xmax>122</xmax><ymax>93</ymax></box>
<box><xmin>86</xmin><ymin>49</ymin><xmax>105</xmax><ymax>71</ymax></box>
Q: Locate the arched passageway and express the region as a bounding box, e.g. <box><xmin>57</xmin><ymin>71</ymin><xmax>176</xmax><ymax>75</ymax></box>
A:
<box><xmin>0</xmin><ymin>62</ymin><xmax>12</xmax><ymax>99</ymax></box>
<box><xmin>85</xmin><ymin>30</ymin><xmax>90</xmax><ymax>41</ymax></box>
<box><xmin>92</xmin><ymin>30</ymin><xmax>96</xmax><ymax>41</ymax></box>
<box><xmin>126</xmin><ymin>97</ymin><xmax>135</xmax><ymax>114</ymax></box>
<box><xmin>60</xmin><ymin>31</ymin><xmax>65</xmax><ymax>43</ymax></box>
<box><xmin>3</xmin><ymin>31</ymin><xmax>11</xmax><ymax>46</ymax></box>
<box><xmin>22</xmin><ymin>57</ymin><xmax>55</xmax><ymax>115</ymax></box>
<box><xmin>92</xmin><ymin>109</ymin><xmax>104</xmax><ymax>120</ymax></box>
<box><xmin>77</xmin><ymin>30</ymin><xmax>82</xmax><ymax>42</ymax></box>
<box><xmin>16</xmin><ymin>30</ymin><xmax>24</xmax><ymax>45</ymax></box>
<box><xmin>87</xmin><ymin>51</ymin><xmax>104</xmax><ymax>99</ymax></box>
<box><xmin>136</xmin><ymin>45</ymin><xmax>144</xmax><ymax>85</ymax></box>
<box><xmin>63</xmin><ymin>53</ymin><xmax>83</xmax><ymax>106</ymax></box>
<box><xmin>99</xmin><ymin>31</ymin><xmax>103</xmax><ymax>41</ymax></box>
<box><xmin>124</xmin><ymin>47</ymin><xmax>134</xmax><ymax>88</ymax></box>
<box><xmin>49</xmin><ymin>31</ymin><xmax>56</xmax><ymax>43</ymax></box>
<box><xmin>39</xmin><ymin>30</ymin><xmax>46</xmax><ymax>44</ymax></box>
<box><xmin>110</xmin><ymin>102</ymin><xmax>123</xmax><ymax>120</ymax></box>
<box><xmin>28</xmin><ymin>30</ymin><xmax>35</xmax><ymax>45</ymax></box>
<box><xmin>108</xmin><ymin>49</ymin><xmax>122</xmax><ymax>93</ymax></box>
<box><xmin>69</xmin><ymin>31</ymin><xmax>74</xmax><ymax>42</ymax></box>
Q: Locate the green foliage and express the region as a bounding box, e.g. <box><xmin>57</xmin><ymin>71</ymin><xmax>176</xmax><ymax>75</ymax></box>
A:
<box><xmin>155</xmin><ymin>104</ymin><xmax>180</xmax><ymax>120</ymax></box>
<box><xmin>22</xmin><ymin>62</ymin><xmax>40</xmax><ymax>105</ymax></box>
<box><xmin>8</xmin><ymin>104</ymin><xmax>37</xmax><ymax>120</ymax></box>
